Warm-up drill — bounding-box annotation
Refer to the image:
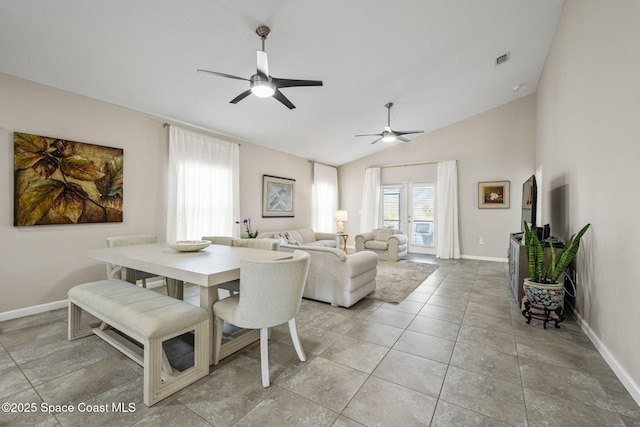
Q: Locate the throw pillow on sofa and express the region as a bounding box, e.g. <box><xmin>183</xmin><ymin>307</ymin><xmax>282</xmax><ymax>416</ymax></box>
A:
<box><xmin>272</xmin><ymin>232</ymin><xmax>289</xmax><ymax>244</ymax></box>
<box><xmin>283</xmin><ymin>232</ymin><xmax>301</xmax><ymax>246</ymax></box>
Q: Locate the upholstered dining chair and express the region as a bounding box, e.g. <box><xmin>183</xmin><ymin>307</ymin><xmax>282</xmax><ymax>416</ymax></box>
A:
<box><xmin>202</xmin><ymin>235</ymin><xmax>239</xmax><ymax>297</ymax></box>
<box><xmin>201</xmin><ymin>235</ymin><xmax>236</xmax><ymax>246</ymax></box>
<box><xmin>232</xmin><ymin>238</ymin><xmax>280</xmax><ymax>251</ymax></box>
<box><xmin>105</xmin><ymin>235</ymin><xmax>162</xmax><ymax>288</ymax></box>
<box><xmin>212</xmin><ymin>250</ymin><xmax>310</xmax><ymax>387</ymax></box>
<box><xmin>201</xmin><ymin>236</ymin><xmax>280</xmax><ymax>297</ymax></box>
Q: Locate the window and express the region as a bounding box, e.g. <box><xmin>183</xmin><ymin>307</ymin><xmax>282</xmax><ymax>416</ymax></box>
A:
<box><xmin>382</xmin><ymin>186</ymin><xmax>402</xmax><ymax>230</ymax></box>
<box><xmin>167</xmin><ymin>126</ymin><xmax>239</xmax><ymax>241</ymax></box>
<box><xmin>410</xmin><ymin>184</ymin><xmax>435</xmax><ymax>247</ymax></box>
<box><xmin>312</xmin><ymin>163</ymin><xmax>338</xmax><ymax>232</ymax></box>
<box><xmin>380</xmin><ymin>183</ymin><xmax>436</xmax><ymax>252</ymax></box>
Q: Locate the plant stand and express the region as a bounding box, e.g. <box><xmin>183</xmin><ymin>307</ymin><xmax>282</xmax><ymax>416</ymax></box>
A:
<box><xmin>521</xmin><ymin>279</ymin><xmax>566</xmax><ymax>329</ymax></box>
<box><xmin>521</xmin><ymin>299</ymin><xmax>564</xmax><ymax>329</ymax></box>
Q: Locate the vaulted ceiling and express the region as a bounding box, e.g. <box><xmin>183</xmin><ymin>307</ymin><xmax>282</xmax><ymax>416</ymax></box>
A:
<box><xmin>0</xmin><ymin>0</ymin><xmax>564</xmax><ymax>166</ymax></box>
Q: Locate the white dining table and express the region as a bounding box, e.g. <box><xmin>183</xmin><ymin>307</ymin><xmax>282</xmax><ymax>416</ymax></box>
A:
<box><xmin>88</xmin><ymin>242</ymin><xmax>291</xmax><ymax>365</ymax></box>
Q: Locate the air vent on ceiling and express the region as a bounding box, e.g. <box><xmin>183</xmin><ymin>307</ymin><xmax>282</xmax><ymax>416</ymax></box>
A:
<box><xmin>495</xmin><ymin>52</ymin><xmax>510</xmax><ymax>66</ymax></box>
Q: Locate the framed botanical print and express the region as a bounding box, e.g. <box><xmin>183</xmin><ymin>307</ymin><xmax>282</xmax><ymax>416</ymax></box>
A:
<box><xmin>478</xmin><ymin>181</ymin><xmax>510</xmax><ymax>209</ymax></box>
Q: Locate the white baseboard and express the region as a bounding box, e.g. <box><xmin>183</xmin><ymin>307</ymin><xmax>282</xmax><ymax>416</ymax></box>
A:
<box><xmin>571</xmin><ymin>306</ymin><xmax>640</xmax><ymax>406</ymax></box>
<box><xmin>404</xmin><ymin>251</ymin><xmax>507</xmax><ymax>263</ymax></box>
<box><xmin>0</xmin><ymin>279</ymin><xmax>165</xmax><ymax>322</ymax></box>
<box><xmin>0</xmin><ymin>299</ymin><xmax>68</xmax><ymax>322</ymax></box>
<box><xmin>461</xmin><ymin>254</ymin><xmax>508</xmax><ymax>263</ymax></box>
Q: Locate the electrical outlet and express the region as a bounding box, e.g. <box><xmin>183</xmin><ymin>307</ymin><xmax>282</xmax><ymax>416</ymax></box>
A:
<box><xmin>479</xmin><ymin>237</ymin><xmax>484</xmax><ymax>245</ymax></box>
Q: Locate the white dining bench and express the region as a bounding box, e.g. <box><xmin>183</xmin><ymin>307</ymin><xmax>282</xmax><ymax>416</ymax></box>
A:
<box><xmin>68</xmin><ymin>279</ymin><xmax>209</xmax><ymax>406</ymax></box>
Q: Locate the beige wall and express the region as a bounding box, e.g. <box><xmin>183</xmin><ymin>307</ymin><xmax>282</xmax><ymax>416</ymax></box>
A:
<box><xmin>536</xmin><ymin>0</ymin><xmax>640</xmax><ymax>394</ymax></box>
<box><xmin>0</xmin><ymin>73</ymin><xmax>312</xmax><ymax>314</ymax></box>
<box><xmin>338</xmin><ymin>95</ymin><xmax>537</xmax><ymax>259</ymax></box>
<box><xmin>238</xmin><ymin>143</ymin><xmax>313</xmax><ymax>234</ymax></box>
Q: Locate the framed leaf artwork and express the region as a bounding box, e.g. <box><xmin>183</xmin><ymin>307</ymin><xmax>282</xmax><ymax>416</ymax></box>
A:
<box><xmin>14</xmin><ymin>132</ymin><xmax>124</xmax><ymax>226</ymax></box>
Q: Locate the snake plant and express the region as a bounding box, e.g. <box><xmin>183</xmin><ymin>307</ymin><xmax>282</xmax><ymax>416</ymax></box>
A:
<box><xmin>523</xmin><ymin>222</ymin><xmax>591</xmax><ymax>284</ymax></box>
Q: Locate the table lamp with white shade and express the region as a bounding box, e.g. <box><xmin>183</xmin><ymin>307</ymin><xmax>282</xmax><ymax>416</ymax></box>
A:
<box><xmin>334</xmin><ymin>210</ymin><xmax>348</xmax><ymax>233</ymax></box>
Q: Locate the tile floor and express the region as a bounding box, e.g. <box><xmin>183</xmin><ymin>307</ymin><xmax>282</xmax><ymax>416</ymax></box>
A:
<box><xmin>1</xmin><ymin>256</ymin><xmax>639</xmax><ymax>426</ymax></box>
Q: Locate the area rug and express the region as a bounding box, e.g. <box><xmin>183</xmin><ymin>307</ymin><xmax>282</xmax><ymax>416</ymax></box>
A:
<box><xmin>369</xmin><ymin>260</ymin><xmax>439</xmax><ymax>304</ymax></box>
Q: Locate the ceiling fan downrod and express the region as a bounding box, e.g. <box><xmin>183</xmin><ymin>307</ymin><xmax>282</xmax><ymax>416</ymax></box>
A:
<box><xmin>256</xmin><ymin>25</ymin><xmax>271</xmax><ymax>51</ymax></box>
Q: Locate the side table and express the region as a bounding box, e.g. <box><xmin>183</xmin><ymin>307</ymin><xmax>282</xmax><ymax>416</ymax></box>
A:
<box><xmin>338</xmin><ymin>233</ymin><xmax>348</xmax><ymax>252</ymax></box>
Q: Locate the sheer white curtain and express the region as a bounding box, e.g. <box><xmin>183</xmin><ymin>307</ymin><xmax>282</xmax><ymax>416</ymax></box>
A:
<box><xmin>312</xmin><ymin>163</ymin><xmax>338</xmax><ymax>232</ymax></box>
<box><xmin>167</xmin><ymin>126</ymin><xmax>239</xmax><ymax>241</ymax></box>
<box><xmin>360</xmin><ymin>167</ymin><xmax>380</xmax><ymax>232</ymax></box>
<box><xmin>436</xmin><ymin>160</ymin><xmax>460</xmax><ymax>259</ymax></box>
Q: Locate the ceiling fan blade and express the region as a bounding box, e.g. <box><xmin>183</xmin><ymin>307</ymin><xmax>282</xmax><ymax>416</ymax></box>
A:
<box><xmin>197</xmin><ymin>69</ymin><xmax>250</xmax><ymax>81</ymax></box>
<box><xmin>272</xmin><ymin>77</ymin><xmax>323</xmax><ymax>88</ymax></box>
<box><xmin>355</xmin><ymin>133</ymin><xmax>383</xmax><ymax>137</ymax></box>
<box><xmin>370</xmin><ymin>137</ymin><xmax>383</xmax><ymax>145</ymax></box>
<box><xmin>395</xmin><ymin>130</ymin><xmax>425</xmax><ymax>136</ymax></box>
<box><xmin>256</xmin><ymin>51</ymin><xmax>269</xmax><ymax>78</ymax></box>
<box><xmin>272</xmin><ymin>89</ymin><xmax>296</xmax><ymax>109</ymax></box>
<box><xmin>230</xmin><ymin>90</ymin><xmax>252</xmax><ymax>104</ymax></box>
<box><xmin>397</xmin><ymin>136</ymin><xmax>410</xmax><ymax>142</ymax></box>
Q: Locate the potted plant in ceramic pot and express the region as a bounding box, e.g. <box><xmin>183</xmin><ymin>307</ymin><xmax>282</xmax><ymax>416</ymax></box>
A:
<box><xmin>521</xmin><ymin>222</ymin><xmax>591</xmax><ymax>329</ymax></box>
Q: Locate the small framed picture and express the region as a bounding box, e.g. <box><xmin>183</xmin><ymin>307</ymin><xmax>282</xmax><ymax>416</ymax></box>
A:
<box><xmin>478</xmin><ymin>181</ymin><xmax>510</xmax><ymax>209</ymax></box>
<box><xmin>263</xmin><ymin>175</ymin><xmax>295</xmax><ymax>217</ymax></box>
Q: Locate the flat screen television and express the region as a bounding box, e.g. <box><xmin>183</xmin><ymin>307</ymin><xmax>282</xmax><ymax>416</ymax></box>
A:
<box><xmin>521</xmin><ymin>175</ymin><xmax>537</xmax><ymax>232</ymax></box>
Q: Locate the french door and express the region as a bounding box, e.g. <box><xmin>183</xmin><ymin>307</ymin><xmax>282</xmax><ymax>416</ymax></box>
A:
<box><xmin>381</xmin><ymin>183</ymin><xmax>436</xmax><ymax>254</ymax></box>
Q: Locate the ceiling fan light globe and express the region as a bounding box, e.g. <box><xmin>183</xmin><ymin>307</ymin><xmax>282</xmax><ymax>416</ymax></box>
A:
<box><xmin>381</xmin><ymin>130</ymin><xmax>396</xmax><ymax>143</ymax></box>
<box><xmin>251</xmin><ymin>83</ymin><xmax>275</xmax><ymax>98</ymax></box>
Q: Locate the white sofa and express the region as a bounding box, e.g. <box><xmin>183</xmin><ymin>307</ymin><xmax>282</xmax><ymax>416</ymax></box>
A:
<box><xmin>257</xmin><ymin>228</ymin><xmax>338</xmax><ymax>248</ymax></box>
<box><xmin>355</xmin><ymin>228</ymin><xmax>408</xmax><ymax>261</ymax></box>
<box><xmin>278</xmin><ymin>244</ymin><xmax>378</xmax><ymax>308</ymax></box>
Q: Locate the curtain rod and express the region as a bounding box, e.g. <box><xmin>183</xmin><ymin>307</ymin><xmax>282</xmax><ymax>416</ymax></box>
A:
<box><xmin>308</xmin><ymin>160</ymin><xmax>336</xmax><ymax>168</ymax></box>
<box><xmin>163</xmin><ymin>122</ymin><xmax>241</xmax><ymax>145</ymax></box>
<box><xmin>377</xmin><ymin>161</ymin><xmax>438</xmax><ymax>169</ymax></box>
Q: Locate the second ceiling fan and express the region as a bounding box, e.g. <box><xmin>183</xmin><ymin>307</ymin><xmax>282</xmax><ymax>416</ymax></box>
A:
<box><xmin>197</xmin><ymin>25</ymin><xmax>322</xmax><ymax>109</ymax></box>
<box><xmin>356</xmin><ymin>103</ymin><xmax>424</xmax><ymax>144</ymax></box>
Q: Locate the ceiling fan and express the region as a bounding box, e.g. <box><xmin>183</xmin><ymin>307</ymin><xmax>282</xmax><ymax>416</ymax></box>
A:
<box><xmin>197</xmin><ymin>25</ymin><xmax>323</xmax><ymax>109</ymax></box>
<box><xmin>356</xmin><ymin>103</ymin><xmax>424</xmax><ymax>144</ymax></box>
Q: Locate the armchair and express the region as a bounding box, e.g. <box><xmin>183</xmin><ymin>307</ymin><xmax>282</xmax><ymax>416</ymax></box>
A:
<box><xmin>355</xmin><ymin>228</ymin><xmax>408</xmax><ymax>261</ymax></box>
